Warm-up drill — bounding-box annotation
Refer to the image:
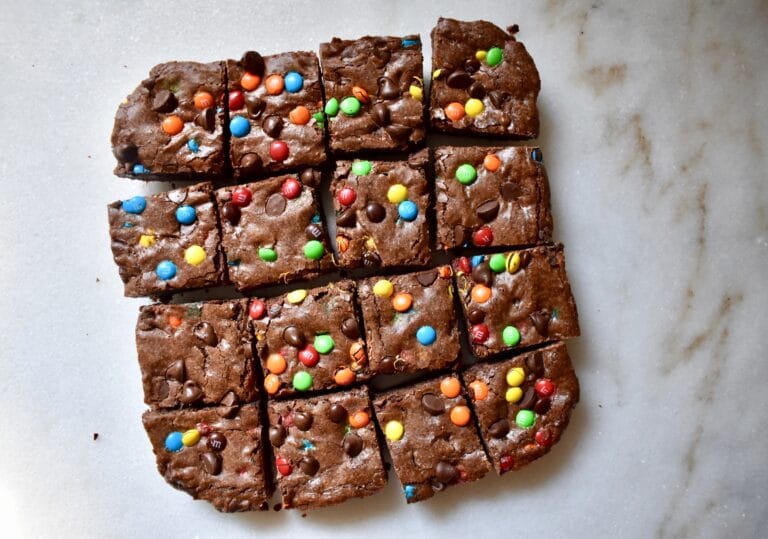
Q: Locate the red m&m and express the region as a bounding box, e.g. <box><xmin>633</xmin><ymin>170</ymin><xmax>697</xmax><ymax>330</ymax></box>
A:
<box><xmin>337</xmin><ymin>187</ymin><xmax>357</xmax><ymax>206</ymax></box>
<box><xmin>231</xmin><ymin>187</ymin><xmax>252</xmax><ymax>207</ymax></box>
<box><xmin>229</xmin><ymin>90</ymin><xmax>245</xmax><ymax>110</ymax></box>
<box><xmin>269</xmin><ymin>140</ymin><xmax>289</xmax><ymax>161</ymax></box>
<box><xmin>281</xmin><ymin>178</ymin><xmax>301</xmax><ymax>199</ymax></box>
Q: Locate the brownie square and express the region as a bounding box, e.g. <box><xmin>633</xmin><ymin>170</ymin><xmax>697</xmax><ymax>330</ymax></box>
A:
<box><xmin>357</xmin><ymin>267</ymin><xmax>460</xmax><ymax>375</ymax></box>
<box><xmin>226</xmin><ymin>51</ymin><xmax>326</xmax><ymax>178</ymax></box>
<box><xmin>136</xmin><ymin>299</ymin><xmax>258</xmax><ymax>409</ymax></box>
<box><xmin>251</xmin><ymin>280</ymin><xmax>370</xmax><ymax>398</ymax></box>
<box><xmin>461</xmin><ymin>342</ymin><xmax>580</xmax><ymax>473</ymax></box>
<box><xmin>429</xmin><ymin>18</ymin><xmax>540</xmax><ymax>138</ymax></box>
<box><xmin>453</xmin><ymin>245</ymin><xmax>580</xmax><ymax>358</ymax></box>
<box><xmin>142</xmin><ymin>404</ymin><xmax>272</xmax><ymax>512</ymax></box>
<box><xmin>331</xmin><ymin>150</ymin><xmax>431</xmax><ymax>269</ymax></box>
<box><xmin>107</xmin><ymin>181</ymin><xmax>225</xmax><ymax>297</ymax></box>
<box><xmin>111</xmin><ymin>61</ymin><xmax>226</xmax><ymax>180</ymax></box>
<box><xmin>215</xmin><ymin>170</ymin><xmax>333</xmax><ymax>291</ymax></box>
<box><xmin>374</xmin><ymin>377</ymin><xmax>491</xmax><ymax>503</ymax></box>
<box><xmin>320</xmin><ymin>35</ymin><xmax>426</xmax><ymax>154</ymax></box>
<box><xmin>434</xmin><ymin>145</ymin><xmax>553</xmax><ymax>250</ymax></box>
<box><xmin>267</xmin><ymin>387</ymin><xmax>387</xmax><ymax>510</ymax></box>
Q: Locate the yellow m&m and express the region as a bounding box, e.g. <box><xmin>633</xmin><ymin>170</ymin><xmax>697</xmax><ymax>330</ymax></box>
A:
<box><xmin>385</xmin><ymin>420</ymin><xmax>404</xmax><ymax>441</ymax></box>
<box><xmin>181</xmin><ymin>429</ymin><xmax>201</xmax><ymax>447</ymax></box>
<box><xmin>465</xmin><ymin>98</ymin><xmax>484</xmax><ymax>117</ymax></box>
<box><xmin>506</xmin><ymin>367</ymin><xmax>525</xmax><ymax>387</ymax></box>
<box><xmin>286</xmin><ymin>289</ymin><xmax>308</xmax><ymax>304</ymax></box>
<box><xmin>373</xmin><ymin>279</ymin><xmax>394</xmax><ymax>297</ymax></box>
<box><xmin>184</xmin><ymin>245</ymin><xmax>206</xmax><ymax>266</ymax></box>
<box><xmin>387</xmin><ymin>184</ymin><xmax>408</xmax><ymax>204</ymax></box>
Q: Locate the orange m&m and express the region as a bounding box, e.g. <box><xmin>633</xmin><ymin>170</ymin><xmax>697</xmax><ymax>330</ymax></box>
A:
<box><xmin>265</xmin><ymin>74</ymin><xmax>284</xmax><ymax>95</ymax></box>
<box><xmin>264</xmin><ymin>374</ymin><xmax>280</xmax><ymax>395</ymax></box>
<box><xmin>193</xmin><ymin>91</ymin><xmax>215</xmax><ymax>110</ymax></box>
<box><xmin>352</xmin><ymin>86</ymin><xmax>370</xmax><ymax>103</ymax></box>
<box><xmin>161</xmin><ymin>115</ymin><xmax>184</xmax><ymax>135</ymax></box>
<box><xmin>444</xmin><ymin>102</ymin><xmax>465</xmax><ymax>121</ymax></box>
<box><xmin>469</xmin><ymin>380</ymin><xmax>489</xmax><ymax>401</ymax></box>
<box><xmin>471</xmin><ymin>284</ymin><xmax>492</xmax><ymax>304</ymax></box>
<box><xmin>349</xmin><ymin>410</ymin><xmax>370</xmax><ymax>428</ymax></box>
<box><xmin>266</xmin><ymin>353</ymin><xmax>287</xmax><ymax>374</ymax></box>
<box><xmin>450</xmin><ymin>405</ymin><xmax>471</xmax><ymax>426</ymax></box>
<box><xmin>289</xmin><ymin>105</ymin><xmax>311</xmax><ymax>125</ymax></box>
<box><xmin>483</xmin><ymin>153</ymin><xmax>501</xmax><ymax>172</ymax></box>
<box><xmin>168</xmin><ymin>315</ymin><xmax>183</xmax><ymax>328</ymax></box>
<box><xmin>392</xmin><ymin>292</ymin><xmax>413</xmax><ymax>312</ymax></box>
<box><xmin>440</xmin><ymin>376</ymin><xmax>461</xmax><ymax>398</ymax></box>
<box><xmin>240</xmin><ymin>72</ymin><xmax>261</xmax><ymax>91</ymax></box>
<box><xmin>334</xmin><ymin>368</ymin><xmax>356</xmax><ymax>386</ymax></box>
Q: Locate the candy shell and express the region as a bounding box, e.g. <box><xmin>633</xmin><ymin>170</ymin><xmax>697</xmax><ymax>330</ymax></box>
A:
<box><xmin>156</xmin><ymin>260</ymin><xmax>177</xmax><ymax>280</ymax></box>
<box><xmin>292</xmin><ymin>371</ymin><xmax>313</xmax><ymax>391</ymax></box>
<box><xmin>303</xmin><ymin>240</ymin><xmax>325</xmax><ymax>260</ymax></box>
<box><xmin>387</xmin><ymin>183</ymin><xmax>408</xmax><ymax>204</ymax></box>
<box><xmin>284</xmin><ymin>71</ymin><xmax>303</xmax><ymax>93</ymax></box>
<box><xmin>182</xmin><ymin>429</ymin><xmax>201</xmax><ymax>447</ymax></box>
<box><xmin>385</xmin><ymin>420</ymin><xmax>404</xmax><ymax>441</ymax></box>
<box><xmin>440</xmin><ymin>377</ymin><xmax>461</xmax><ymax>398</ymax></box>
<box><xmin>265</xmin><ymin>74</ymin><xmax>284</xmax><ymax>95</ymax></box>
<box><xmin>340</xmin><ymin>96</ymin><xmax>361</xmax><ymax>116</ymax></box>
<box><xmin>416</xmin><ymin>325</ymin><xmax>437</xmax><ymax>346</ymax></box>
<box><xmin>162</xmin><ymin>115</ymin><xmax>184</xmax><ymax>135</ymax></box>
<box><xmin>175</xmin><ymin>205</ymin><xmax>196</xmax><ymax>225</ymax></box>
<box><xmin>164</xmin><ymin>431</ymin><xmax>184</xmax><ymax>452</ymax></box>
<box><xmin>240</xmin><ymin>72</ymin><xmax>261</xmax><ymax>91</ymax></box>
<box><xmin>121</xmin><ymin>196</ymin><xmax>146</xmax><ymax>214</ymax></box>
<box><xmin>184</xmin><ymin>245</ymin><xmax>206</xmax><ymax>266</ymax></box>
<box><xmin>373</xmin><ymin>279</ymin><xmax>394</xmax><ymax>297</ymax></box>
<box><xmin>229</xmin><ymin>115</ymin><xmax>250</xmax><ymax>138</ymax></box>
<box><xmin>444</xmin><ymin>102</ymin><xmax>465</xmax><ymax>121</ymax></box>
<box><xmin>455</xmin><ymin>163</ymin><xmax>477</xmax><ymax>185</ymax></box>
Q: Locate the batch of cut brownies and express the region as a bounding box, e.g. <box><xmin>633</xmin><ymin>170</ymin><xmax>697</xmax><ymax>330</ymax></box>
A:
<box><xmin>108</xmin><ymin>18</ymin><xmax>581</xmax><ymax>512</ymax></box>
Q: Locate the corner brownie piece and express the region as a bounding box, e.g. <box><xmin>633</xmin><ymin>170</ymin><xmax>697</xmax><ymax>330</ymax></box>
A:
<box><xmin>429</xmin><ymin>18</ymin><xmax>540</xmax><ymax>138</ymax></box>
<box><xmin>357</xmin><ymin>267</ymin><xmax>460</xmax><ymax>375</ymax></box>
<box><xmin>226</xmin><ymin>51</ymin><xmax>326</xmax><ymax>178</ymax></box>
<box><xmin>453</xmin><ymin>245</ymin><xmax>580</xmax><ymax>358</ymax></box>
<box><xmin>331</xmin><ymin>150</ymin><xmax>431</xmax><ymax>269</ymax></box>
<box><xmin>320</xmin><ymin>35</ymin><xmax>426</xmax><ymax>154</ymax></box>
<box><xmin>136</xmin><ymin>300</ymin><xmax>257</xmax><ymax>409</ymax></box>
<box><xmin>434</xmin><ymin>146</ymin><xmax>552</xmax><ymax>250</ymax></box>
<box><xmin>107</xmin><ymin>182</ymin><xmax>224</xmax><ymax>297</ymax></box>
<box><xmin>251</xmin><ymin>280</ymin><xmax>370</xmax><ymax>398</ymax></box>
<box><xmin>461</xmin><ymin>342</ymin><xmax>580</xmax><ymax>473</ymax></box>
<box><xmin>215</xmin><ymin>170</ymin><xmax>333</xmax><ymax>291</ymax></box>
<box><xmin>267</xmin><ymin>387</ymin><xmax>387</xmax><ymax>510</ymax></box>
<box><xmin>373</xmin><ymin>376</ymin><xmax>491</xmax><ymax>503</ymax></box>
<box><xmin>112</xmin><ymin>61</ymin><xmax>226</xmax><ymax>180</ymax></box>
<box><xmin>142</xmin><ymin>404</ymin><xmax>272</xmax><ymax>512</ymax></box>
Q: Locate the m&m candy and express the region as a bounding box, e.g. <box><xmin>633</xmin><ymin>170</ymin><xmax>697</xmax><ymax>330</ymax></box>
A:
<box><xmin>284</xmin><ymin>71</ymin><xmax>304</xmax><ymax>93</ymax></box>
<box><xmin>230</xmin><ymin>115</ymin><xmax>250</xmax><ymax>138</ymax></box>
<box><xmin>398</xmin><ymin>200</ymin><xmax>418</xmax><ymax>221</ymax></box>
<box><xmin>175</xmin><ymin>205</ymin><xmax>196</xmax><ymax>225</ymax></box>
<box><xmin>156</xmin><ymin>260</ymin><xmax>177</xmax><ymax>280</ymax></box>
<box><xmin>416</xmin><ymin>326</ymin><xmax>437</xmax><ymax>346</ymax></box>
<box><xmin>164</xmin><ymin>431</ymin><xmax>184</xmax><ymax>452</ymax></box>
<box><xmin>121</xmin><ymin>196</ymin><xmax>146</xmax><ymax>214</ymax></box>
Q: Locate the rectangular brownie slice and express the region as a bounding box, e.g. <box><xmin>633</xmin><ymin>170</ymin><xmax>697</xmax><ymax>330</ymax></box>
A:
<box><xmin>453</xmin><ymin>244</ymin><xmax>580</xmax><ymax>358</ymax></box>
<box><xmin>136</xmin><ymin>299</ymin><xmax>258</xmax><ymax>409</ymax></box>
<box><xmin>434</xmin><ymin>145</ymin><xmax>552</xmax><ymax>250</ymax></box>
<box><xmin>142</xmin><ymin>404</ymin><xmax>272</xmax><ymax>512</ymax></box>
<box><xmin>461</xmin><ymin>342</ymin><xmax>580</xmax><ymax>473</ymax></box>
<box><xmin>331</xmin><ymin>150</ymin><xmax>431</xmax><ymax>269</ymax></box>
<box><xmin>320</xmin><ymin>35</ymin><xmax>426</xmax><ymax>154</ymax></box>
<box><xmin>226</xmin><ymin>51</ymin><xmax>326</xmax><ymax>178</ymax></box>
<box><xmin>357</xmin><ymin>267</ymin><xmax>460</xmax><ymax>375</ymax></box>
<box><xmin>112</xmin><ymin>61</ymin><xmax>226</xmax><ymax>180</ymax></box>
<box><xmin>250</xmin><ymin>280</ymin><xmax>370</xmax><ymax>398</ymax></box>
<box><xmin>373</xmin><ymin>376</ymin><xmax>491</xmax><ymax>503</ymax></box>
<box><xmin>429</xmin><ymin>18</ymin><xmax>540</xmax><ymax>138</ymax></box>
<box><xmin>214</xmin><ymin>170</ymin><xmax>333</xmax><ymax>291</ymax></box>
<box><xmin>107</xmin><ymin>181</ymin><xmax>225</xmax><ymax>297</ymax></box>
<box><xmin>267</xmin><ymin>387</ymin><xmax>387</xmax><ymax>510</ymax></box>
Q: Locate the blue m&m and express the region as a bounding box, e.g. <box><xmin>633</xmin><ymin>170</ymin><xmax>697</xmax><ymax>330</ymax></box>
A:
<box><xmin>284</xmin><ymin>71</ymin><xmax>304</xmax><ymax>93</ymax></box>
<box><xmin>165</xmin><ymin>431</ymin><xmax>183</xmax><ymax>452</ymax></box>
<box><xmin>156</xmin><ymin>260</ymin><xmax>177</xmax><ymax>280</ymax></box>
<box><xmin>187</xmin><ymin>139</ymin><xmax>200</xmax><ymax>153</ymax></box>
<box><xmin>230</xmin><ymin>115</ymin><xmax>251</xmax><ymax>138</ymax></box>
<box><xmin>121</xmin><ymin>196</ymin><xmax>146</xmax><ymax>214</ymax></box>
<box><xmin>471</xmin><ymin>255</ymin><xmax>485</xmax><ymax>268</ymax></box>
<box><xmin>404</xmin><ymin>484</ymin><xmax>416</xmax><ymax>499</ymax></box>
<box><xmin>132</xmin><ymin>164</ymin><xmax>148</xmax><ymax>175</ymax></box>
<box><xmin>416</xmin><ymin>325</ymin><xmax>437</xmax><ymax>345</ymax></box>
<box><xmin>398</xmin><ymin>200</ymin><xmax>418</xmax><ymax>221</ymax></box>
<box><xmin>175</xmin><ymin>205</ymin><xmax>196</xmax><ymax>225</ymax></box>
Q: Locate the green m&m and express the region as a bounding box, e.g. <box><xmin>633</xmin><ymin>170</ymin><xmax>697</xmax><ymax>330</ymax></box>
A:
<box><xmin>351</xmin><ymin>160</ymin><xmax>372</xmax><ymax>176</ymax></box>
<box><xmin>340</xmin><ymin>96</ymin><xmax>361</xmax><ymax>116</ymax></box>
<box><xmin>486</xmin><ymin>47</ymin><xmax>503</xmax><ymax>66</ymax></box>
<box><xmin>502</xmin><ymin>325</ymin><xmax>521</xmax><ymax>346</ymax></box>
<box><xmin>325</xmin><ymin>97</ymin><xmax>339</xmax><ymax>116</ymax></box>
<box><xmin>304</xmin><ymin>240</ymin><xmax>324</xmax><ymax>260</ymax></box>
<box><xmin>516</xmin><ymin>409</ymin><xmax>535</xmax><ymax>428</ymax></box>
<box><xmin>455</xmin><ymin>164</ymin><xmax>477</xmax><ymax>185</ymax></box>
<box><xmin>489</xmin><ymin>253</ymin><xmax>506</xmax><ymax>273</ymax></box>
<box><xmin>258</xmin><ymin>247</ymin><xmax>277</xmax><ymax>262</ymax></box>
<box><xmin>314</xmin><ymin>334</ymin><xmax>335</xmax><ymax>354</ymax></box>
<box><xmin>293</xmin><ymin>371</ymin><xmax>313</xmax><ymax>391</ymax></box>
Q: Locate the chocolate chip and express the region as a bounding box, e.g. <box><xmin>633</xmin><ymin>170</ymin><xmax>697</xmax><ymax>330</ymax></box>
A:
<box><xmin>529</xmin><ymin>310</ymin><xmax>550</xmax><ymax>336</ymax></box>
<box><xmin>193</xmin><ymin>322</ymin><xmax>218</xmax><ymax>346</ymax></box>
<box><xmin>262</xmin><ymin>115</ymin><xmax>283</xmax><ymax>138</ymax></box>
<box><xmin>467</xmin><ymin>308</ymin><xmax>485</xmax><ymax>324</ymax></box>
<box><xmin>336</xmin><ymin>208</ymin><xmax>356</xmax><ymax>228</ymax></box>
<box><xmin>468</xmin><ymin>81</ymin><xmax>486</xmax><ymax>99</ymax></box>
<box><xmin>534</xmin><ymin>398</ymin><xmax>551</xmax><ymax>415</ymax></box>
<box><xmin>476</xmin><ymin>200</ymin><xmax>500</xmax><ymax>222</ymax></box>
<box><xmin>421</xmin><ymin>393</ymin><xmax>445</xmax><ymax>415</ymax></box>
<box><xmin>371</xmin><ymin>102</ymin><xmax>390</xmax><ymax>126</ymax></box>
<box><xmin>268</xmin><ymin>303</ymin><xmax>282</xmax><ymax>317</ymax></box>
<box><xmin>343</xmin><ymin>433</ymin><xmax>363</xmax><ymax>457</ymax></box>
<box><xmin>219</xmin><ymin>391</ymin><xmax>239</xmax><ymax>418</ymax></box>
<box><xmin>152</xmin><ymin>89</ymin><xmax>177</xmax><ymax>113</ymax></box>
<box><xmin>241</xmin><ymin>51</ymin><xmax>265</xmax><ymax>77</ymax></box>
<box><xmin>195</xmin><ymin>107</ymin><xmax>216</xmax><ymax>132</ymax></box>
<box><xmin>500</xmin><ymin>182</ymin><xmax>522</xmax><ymax>201</ymax></box>
<box><xmin>362</xmin><ymin>251</ymin><xmax>381</xmax><ymax>267</ymax></box>
<box><xmin>207</xmin><ymin>432</ymin><xmax>227</xmax><ymax>451</ymax></box>
<box><xmin>113</xmin><ymin>143</ymin><xmax>138</xmax><ymax>163</ymax></box>
<box><xmin>328</xmin><ymin>404</ymin><xmax>348</xmax><ymax>423</ymax></box>
<box><xmin>165</xmin><ymin>359</ymin><xmax>185</xmax><ymax>382</ymax></box>
<box><xmin>305</xmin><ymin>223</ymin><xmax>324</xmax><ymax>240</ymax></box>
<box><xmin>340</xmin><ymin>318</ymin><xmax>360</xmax><ymax>340</ymax></box>
<box><xmin>265</xmin><ymin>193</ymin><xmax>287</xmax><ymax>216</ymax></box>
<box><xmin>200</xmin><ymin>452</ymin><xmax>222</xmax><ymax>475</ymax></box>
<box><xmin>245</xmin><ymin>95</ymin><xmax>266</xmax><ymax>118</ymax></box>
<box><xmin>385</xmin><ymin>124</ymin><xmax>412</xmax><ymax>142</ymax></box>
<box><xmin>282</xmin><ymin>326</ymin><xmax>305</xmax><ymax>347</ymax></box>
<box><xmin>416</xmin><ymin>270</ymin><xmax>438</xmax><ymax>287</ymax></box>
<box><xmin>454</xmin><ymin>225</ymin><xmax>469</xmax><ymax>245</ymax></box>
<box><xmin>377</xmin><ymin>76</ymin><xmax>399</xmax><ymax>99</ymax></box>
<box><xmin>488</xmin><ymin>90</ymin><xmax>510</xmax><ymax>109</ymax></box>
<box><xmin>180</xmin><ymin>381</ymin><xmax>203</xmax><ymax>404</ymax></box>
<box><xmin>519</xmin><ymin>387</ymin><xmax>536</xmax><ymax>409</ymax></box>
<box><xmin>519</xmin><ymin>251</ymin><xmax>532</xmax><ymax>268</ymax></box>
<box><xmin>239</xmin><ymin>153</ymin><xmax>262</xmax><ymax>171</ymax></box>
<box><xmin>471</xmin><ymin>263</ymin><xmax>493</xmax><ymax>286</ymax></box>
<box><xmin>300</xmin><ymin>168</ymin><xmax>320</xmax><ymax>187</ymax></box>
<box><xmin>446</xmin><ymin>71</ymin><xmax>472</xmax><ymax>89</ymax></box>
<box><xmin>464</xmin><ymin>58</ymin><xmax>481</xmax><ymax>74</ymax></box>
<box><xmin>526</xmin><ymin>352</ymin><xmax>545</xmax><ymax>377</ymax></box>
<box><xmin>379</xmin><ymin>356</ymin><xmax>396</xmax><ymax>374</ymax></box>
<box><xmin>365</xmin><ymin>203</ymin><xmax>386</xmax><ymax>223</ymax></box>
<box><xmin>221</xmin><ymin>202</ymin><xmax>241</xmax><ymax>225</ymax></box>
<box><xmin>299</xmin><ymin>456</ymin><xmax>320</xmax><ymax>476</ymax></box>
<box><xmin>293</xmin><ymin>411</ymin><xmax>313</xmax><ymax>431</ymax></box>
<box><xmin>489</xmin><ymin>419</ymin><xmax>510</xmax><ymax>439</ymax></box>
<box><xmin>435</xmin><ymin>462</ymin><xmax>458</xmax><ymax>484</ymax></box>
<box><xmin>269</xmin><ymin>425</ymin><xmax>287</xmax><ymax>447</ymax></box>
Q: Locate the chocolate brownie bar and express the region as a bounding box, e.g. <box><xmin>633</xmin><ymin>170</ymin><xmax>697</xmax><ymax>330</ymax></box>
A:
<box><xmin>453</xmin><ymin>245</ymin><xmax>580</xmax><ymax>358</ymax></box>
<box><xmin>429</xmin><ymin>18</ymin><xmax>540</xmax><ymax>138</ymax></box>
<box><xmin>107</xmin><ymin>182</ymin><xmax>224</xmax><ymax>297</ymax></box>
<box><xmin>226</xmin><ymin>51</ymin><xmax>326</xmax><ymax>178</ymax></box>
<box><xmin>374</xmin><ymin>376</ymin><xmax>491</xmax><ymax>503</ymax></box>
<box><xmin>142</xmin><ymin>404</ymin><xmax>272</xmax><ymax>512</ymax></box>
<box><xmin>215</xmin><ymin>170</ymin><xmax>333</xmax><ymax>291</ymax></box>
<box><xmin>461</xmin><ymin>342</ymin><xmax>579</xmax><ymax>473</ymax></box>
<box><xmin>112</xmin><ymin>61</ymin><xmax>226</xmax><ymax>180</ymax></box>
<box><xmin>267</xmin><ymin>387</ymin><xmax>387</xmax><ymax>509</ymax></box>
<box><xmin>136</xmin><ymin>300</ymin><xmax>257</xmax><ymax>409</ymax></box>
<box><xmin>434</xmin><ymin>146</ymin><xmax>553</xmax><ymax>250</ymax></box>
<box><xmin>331</xmin><ymin>150</ymin><xmax>431</xmax><ymax>269</ymax></box>
<box><xmin>320</xmin><ymin>35</ymin><xmax>426</xmax><ymax>154</ymax></box>
<box><xmin>357</xmin><ymin>267</ymin><xmax>460</xmax><ymax>375</ymax></box>
<box><xmin>251</xmin><ymin>280</ymin><xmax>369</xmax><ymax>398</ymax></box>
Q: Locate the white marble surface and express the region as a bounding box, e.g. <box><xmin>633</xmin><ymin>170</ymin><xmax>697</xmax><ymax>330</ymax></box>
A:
<box><xmin>1</xmin><ymin>1</ymin><xmax>767</xmax><ymax>537</ymax></box>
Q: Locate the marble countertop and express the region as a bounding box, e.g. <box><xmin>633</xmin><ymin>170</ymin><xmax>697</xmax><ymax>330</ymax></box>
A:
<box><xmin>1</xmin><ymin>1</ymin><xmax>766</xmax><ymax>537</ymax></box>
